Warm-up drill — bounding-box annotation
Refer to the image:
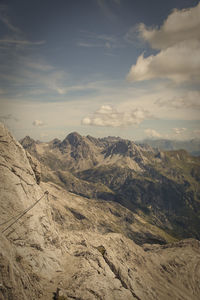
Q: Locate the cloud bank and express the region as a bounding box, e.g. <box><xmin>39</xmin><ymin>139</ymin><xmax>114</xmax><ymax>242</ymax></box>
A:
<box><xmin>127</xmin><ymin>3</ymin><xmax>200</xmax><ymax>83</ymax></box>
<box><xmin>82</xmin><ymin>105</ymin><xmax>152</xmax><ymax>127</ymax></box>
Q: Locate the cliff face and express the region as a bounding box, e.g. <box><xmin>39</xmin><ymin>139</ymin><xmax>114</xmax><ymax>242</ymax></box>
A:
<box><xmin>1</xmin><ymin>123</ymin><xmax>200</xmax><ymax>300</ymax></box>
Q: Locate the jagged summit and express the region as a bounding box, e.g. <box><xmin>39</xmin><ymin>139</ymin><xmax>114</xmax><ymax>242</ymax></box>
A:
<box><xmin>103</xmin><ymin>139</ymin><xmax>142</xmax><ymax>159</ymax></box>
<box><xmin>20</xmin><ymin>135</ymin><xmax>36</xmax><ymax>147</ymax></box>
<box><xmin>63</xmin><ymin>131</ymin><xmax>83</xmax><ymax>145</ymax></box>
<box><xmin>49</xmin><ymin>138</ymin><xmax>61</xmax><ymax>148</ymax></box>
<box><xmin>20</xmin><ymin>131</ymin><xmax>149</xmax><ymax>171</ymax></box>
<box><xmin>67</xmin><ymin>131</ymin><xmax>82</xmax><ymax>139</ymax></box>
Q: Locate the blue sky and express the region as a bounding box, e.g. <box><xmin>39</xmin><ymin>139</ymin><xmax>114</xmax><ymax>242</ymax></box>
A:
<box><xmin>0</xmin><ymin>0</ymin><xmax>200</xmax><ymax>141</ymax></box>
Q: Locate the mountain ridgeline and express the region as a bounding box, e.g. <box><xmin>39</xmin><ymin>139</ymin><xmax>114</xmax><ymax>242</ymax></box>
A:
<box><xmin>20</xmin><ymin>132</ymin><xmax>200</xmax><ymax>241</ymax></box>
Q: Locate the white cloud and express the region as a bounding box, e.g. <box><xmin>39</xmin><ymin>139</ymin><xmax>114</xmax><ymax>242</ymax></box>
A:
<box><xmin>82</xmin><ymin>105</ymin><xmax>152</xmax><ymax>127</ymax></box>
<box><xmin>173</xmin><ymin>128</ymin><xmax>187</xmax><ymax>135</ymax></box>
<box><xmin>32</xmin><ymin>120</ymin><xmax>45</xmax><ymax>127</ymax></box>
<box><xmin>127</xmin><ymin>40</ymin><xmax>200</xmax><ymax>83</ymax></box>
<box><xmin>144</xmin><ymin>129</ymin><xmax>161</xmax><ymax>138</ymax></box>
<box><xmin>0</xmin><ymin>5</ymin><xmax>21</xmax><ymax>34</ymax></box>
<box><xmin>138</xmin><ymin>3</ymin><xmax>200</xmax><ymax>50</ymax></box>
<box><xmin>127</xmin><ymin>3</ymin><xmax>200</xmax><ymax>83</ymax></box>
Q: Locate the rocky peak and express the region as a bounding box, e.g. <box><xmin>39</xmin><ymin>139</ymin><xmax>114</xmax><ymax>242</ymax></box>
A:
<box><xmin>112</xmin><ymin>140</ymin><xmax>129</xmax><ymax>154</ymax></box>
<box><xmin>20</xmin><ymin>136</ymin><xmax>36</xmax><ymax>149</ymax></box>
<box><xmin>86</xmin><ymin>135</ymin><xmax>101</xmax><ymax>146</ymax></box>
<box><xmin>58</xmin><ymin>132</ymin><xmax>98</xmax><ymax>164</ymax></box>
<box><xmin>51</xmin><ymin>138</ymin><xmax>61</xmax><ymax>144</ymax></box>
<box><xmin>49</xmin><ymin>138</ymin><xmax>61</xmax><ymax>149</ymax></box>
<box><xmin>65</xmin><ymin>132</ymin><xmax>83</xmax><ymax>146</ymax></box>
<box><xmin>59</xmin><ymin>132</ymin><xmax>83</xmax><ymax>151</ymax></box>
<box><xmin>104</xmin><ymin>139</ymin><xmax>143</xmax><ymax>158</ymax></box>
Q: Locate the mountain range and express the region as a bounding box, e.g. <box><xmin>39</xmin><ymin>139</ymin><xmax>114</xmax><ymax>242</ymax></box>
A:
<box><xmin>0</xmin><ymin>123</ymin><xmax>200</xmax><ymax>299</ymax></box>
<box><xmin>20</xmin><ymin>132</ymin><xmax>200</xmax><ymax>241</ymax></box>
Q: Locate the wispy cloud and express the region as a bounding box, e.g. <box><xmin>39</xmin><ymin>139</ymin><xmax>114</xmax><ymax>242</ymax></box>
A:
<box><xmin>0</xmin><ymin>39</ymin><xmax>45</xmax><ymax>46</ymax></box>
<box><xmin>0</xmin><ymin>52</ymin><xmax>69</xmax><ymax>97</ymax></box>
<box><xmin>0</xmin><ymin>5</ymin><xmax>45</xmax><ymax>47</ymax></box>
<box><xmin>124</xmin><ymin>25</ymin><xmax>144</xmax><ymax>47</ymax></box>
<box><xmin>77</xmin><ymin>42</ymin><xmax>102</xmax><ymax>48</ymax></box>
<box><xmin>96</xmin><ymin>0</ymin><xmax>120</xmax><ymax>21</ymax></box>
<box><xmin>77</xmin><ymin>30</ymin><xmax>122</xmax><ymax>50</ymax></box>
<box><xmin>21</xmin><ymin>68</ymin><xmax>68</xmax><ymax>95</ymax></box>
<box><xmin>23</xmin><ymin>60</ymin><xmax>54</xmax><ymax>72</ymax></box>
<box><xmin>0</xmin><ymin>4</ymin><xmax>21</xmax><ymax>34</ymax></box>
<box><xmin>155</xmin><ymin>91</ymin><xmax>200</xmax><ymax>110</ymax></box>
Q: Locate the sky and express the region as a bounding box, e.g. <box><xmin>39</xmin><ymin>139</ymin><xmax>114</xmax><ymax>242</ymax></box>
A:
<box><xmin>0</xmin><ymin>0</ymin><xmax>200</xmax><ymax>141</ymax></box>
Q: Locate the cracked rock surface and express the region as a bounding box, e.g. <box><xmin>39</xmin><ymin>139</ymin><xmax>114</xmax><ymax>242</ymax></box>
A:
<box><xmin>0</xmin><ymin>122</ymin><xmax>200</xmax><ymax>300</ymax></box>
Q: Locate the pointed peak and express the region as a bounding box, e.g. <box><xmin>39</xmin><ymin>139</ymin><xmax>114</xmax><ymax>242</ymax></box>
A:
<box><xmin>20</xmin><ymin>136</ymin><xmax>36</xmax><ymax>148</ymax></box>
<box><xmin>62</xmin><ymin>132</ymin><xmax>83</xmax><ymax>146</ymax></box>
<box><xmin>67</xmin><ymin>131</ymin><xmax>82</xmax><ymax>138</ymax></box>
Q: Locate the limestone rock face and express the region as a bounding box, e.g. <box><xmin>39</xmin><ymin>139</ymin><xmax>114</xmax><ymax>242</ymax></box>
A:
<box><xmin>26</xmin><ymin>151</ymin><xmax>41</xmax><ymax>184</ymax></box>
<box><xmin>1</xmin><ymin>122</ymin><xmax>200</xmax><ymax>300</ymax></box>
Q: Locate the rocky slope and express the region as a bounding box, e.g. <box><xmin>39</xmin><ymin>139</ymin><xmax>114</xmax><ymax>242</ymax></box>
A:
<box><xmin>21</xmin><ymin>132</ymin><xmax>200</xmax><ymax>241</ymax></box>
<box><xmin>1</xmin><ymin>123</ymin><xmax>200</xmax><ymax>299</ymax></box>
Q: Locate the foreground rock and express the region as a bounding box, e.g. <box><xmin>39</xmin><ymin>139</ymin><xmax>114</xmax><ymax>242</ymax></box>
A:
<box><xmin>0</xmin><ymin>123</ymin><xmax>200</xmax><ymax>300</ymax></box>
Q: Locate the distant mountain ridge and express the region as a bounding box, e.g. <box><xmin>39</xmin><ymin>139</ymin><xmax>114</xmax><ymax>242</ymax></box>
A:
<box><xmin>138</xmin><ymin>138</ymin><xmax>200</xmax><ymax>156</ymax></box>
